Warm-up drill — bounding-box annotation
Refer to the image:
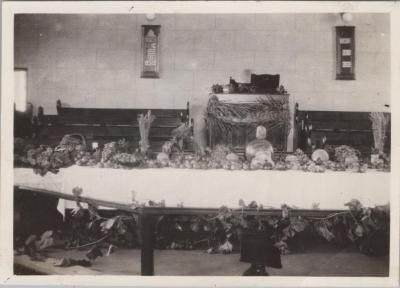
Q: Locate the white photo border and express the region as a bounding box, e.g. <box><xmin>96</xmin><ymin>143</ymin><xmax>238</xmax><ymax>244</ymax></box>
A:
<box><xmin>1</xmin><ymin>1</ymin><xmax>399</xmax><ymax>286</ymax></box>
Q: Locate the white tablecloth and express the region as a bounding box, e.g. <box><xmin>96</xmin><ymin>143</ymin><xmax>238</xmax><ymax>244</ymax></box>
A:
<box><xmin>14</xmin><ymin>166</ymin><xmax>390</xmax><ymax>213</ymax></box>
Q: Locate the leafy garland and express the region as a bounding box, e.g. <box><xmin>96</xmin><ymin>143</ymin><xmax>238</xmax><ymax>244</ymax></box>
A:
<box><xmin>205</xmin><ymin>94</ymin><xmax>291</xmax><ymax>136</ymax></box>
<box><xmin>46</xmin><ymin>194</ymin><xmax>389</xmax><ymax>265</ymax></box>
<box><xmin>15</xmin><ymin>188</ymin><xmax>389</xmax><ymax>263</ymax></box>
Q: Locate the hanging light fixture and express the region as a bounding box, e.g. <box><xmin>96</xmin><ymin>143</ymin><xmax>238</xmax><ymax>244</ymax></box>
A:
<box><xmin>341</xmin><ymin>12</ymin><xmax>353</xmax><ymax>23</ymax></box>
<box><xmin>146</xmin><ymin>13</ymin><xmax>156</xmax><ymax>22</ymax></box>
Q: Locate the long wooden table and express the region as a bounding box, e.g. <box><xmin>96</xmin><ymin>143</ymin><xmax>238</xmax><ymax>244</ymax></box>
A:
<box><xmin>14</xmin><ymin>167</ymin><xmax>390</xmax><ymax>275</ymax></box>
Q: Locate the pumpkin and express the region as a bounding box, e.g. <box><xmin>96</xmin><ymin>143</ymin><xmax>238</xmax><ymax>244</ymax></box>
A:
<box><xmin>226</xmin><ymin>153</ymin><xmax>240</xmax><ymax>162</ymax></box>
<box><xmin>156</xmin><ymin>152</ymin><xmax>169</xmax><ymax>162</ymax></box>
<box><xmin>344</xmin><ymin>155</ymin><xmax>359</xmax><ymax>168</ymax></box>
<box><xmin>231</xmin><ymin>161</ymin><xmax>243</xmax><ymax>170</ymax></box>
<box><xmin>311</xmin><ymin>149</ymin><xmax>329</xmax><ymax>162</ymax></box>
<box><xmin>250</xmin><ymin>158</ymin><xmax>264</xmax><ymax>170</ymax></box>
<box><xmin>245</xmin><ymin>139</ymin><xmax>274</xmax><ymax>161</ymax></box>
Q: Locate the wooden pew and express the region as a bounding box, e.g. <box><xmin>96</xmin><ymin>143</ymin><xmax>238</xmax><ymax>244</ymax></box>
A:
<box><xmin>34</xmin><ymin>100</ymin><xmax>190</xmax><ymax>151</ymax></box>
<box><xmin>293</xmin><ymin>103</ymin><xmax>391</xmax><ymax>155</ymax></box>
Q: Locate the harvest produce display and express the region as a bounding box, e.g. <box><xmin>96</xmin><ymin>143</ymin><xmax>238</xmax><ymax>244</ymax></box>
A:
<box><xmin>14</xmin><ymin>133</ymin><xmax>391</xmax><ymax>176</ymax></box>
<box><xmin>13</xmin><ymin>109</ymin><xmax>391</xmax><ymax>263</ymax></box>
<box><xmin>13</xmin><ymin>135</ymin><xmax>391</xmax><ymax>263</ymax></box>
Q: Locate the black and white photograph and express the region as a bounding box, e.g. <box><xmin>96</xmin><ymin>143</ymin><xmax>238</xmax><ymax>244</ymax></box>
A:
<box><xmin>1</xmin><ymin>1</ymin><xmax>399</xmax><ymax>286</ymax></box>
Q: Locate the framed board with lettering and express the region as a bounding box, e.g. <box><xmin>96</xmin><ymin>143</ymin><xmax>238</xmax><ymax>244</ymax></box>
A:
<box><xmin>336</xmin><ymin>26</ymin><xmax>355</xmax><ymax>80</ymax></box>
<box><xmin>141</xmin><ymin>25</ymin><xmax>160</xmax><ymax>78</ymax></box>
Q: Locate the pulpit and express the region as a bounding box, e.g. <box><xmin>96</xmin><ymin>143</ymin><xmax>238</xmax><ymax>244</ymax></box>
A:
<box><xmin>205</xmin><ymin>93</ymin><xmax>290</xmax><ymax>153</ymax></box>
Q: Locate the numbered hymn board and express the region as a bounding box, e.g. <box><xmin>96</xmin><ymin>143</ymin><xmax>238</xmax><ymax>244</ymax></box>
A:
<box><xmin>336</xmin><ymin>26</ymin><xmax>355</xmax><ymax>80</ymax></box>
<box><xmin>141</xmin><ymin>25</ymin><xmax>160</xmax><ymax>78</ymax></box>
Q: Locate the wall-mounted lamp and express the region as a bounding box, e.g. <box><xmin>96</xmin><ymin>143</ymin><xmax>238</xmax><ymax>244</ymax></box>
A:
<box><xmin>341</xmin><ymin>12</ymin><xmax>353</xmax><ymax>23</ymax></box>
<box><xmin>146</xmin><ymin>13</ymin><xmax>156</xmax><ymax>22</ymax></box>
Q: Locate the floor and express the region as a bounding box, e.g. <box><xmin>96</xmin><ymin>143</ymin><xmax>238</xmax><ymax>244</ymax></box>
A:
<box><xmin>15</xmin><ymin>243</ymin><xmax>389</xmax><ymax>276</ymax></box>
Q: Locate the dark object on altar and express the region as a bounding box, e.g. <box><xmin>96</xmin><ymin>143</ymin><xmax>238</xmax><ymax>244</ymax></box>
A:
<box><xmin>240</xmin><ymin>232</ymin><xmax>282</xmax><ymax>268</ymax></box>
<box><xmin>212</xmin><ymin>74</ymin><xmax>286</xmax><ymax>95</ymax></box>
<box><xmin>211</xmin><ymin>84</ymin><xmax>223</xmax><ymax>94</ymax></box>
<box><xmin>229</xmin><ymin>77</ymin><xmax>239</xmax><ymax>92</ymax></box>
<box><xmin>250</xmin><ymin>73</ymin><xmax>280</xmax><ymax>93</ymax></box>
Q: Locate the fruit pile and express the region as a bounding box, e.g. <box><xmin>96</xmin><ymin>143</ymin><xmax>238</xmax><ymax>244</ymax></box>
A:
<box><xmin>334</xmin><ymin>145</ymin><xmax>360</xmax><ymax>166</ymax></box>
<box><xmin>95</xmin><ymin>139</ymin><xmax>145</xmax><ymax>169</ymax></box>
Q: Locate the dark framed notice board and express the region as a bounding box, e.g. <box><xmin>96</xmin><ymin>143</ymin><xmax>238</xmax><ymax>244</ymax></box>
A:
<box><xmin>141</xmin><ymin>25</ymin><xmax>160</xmax><ymax>78</ymax></box>
<box><xmin>336</xmin><ymin>26</ymin><xmax>355</xmax><ymax>80</ymax></box>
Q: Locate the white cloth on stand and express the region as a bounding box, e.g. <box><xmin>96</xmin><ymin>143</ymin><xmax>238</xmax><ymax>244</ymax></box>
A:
<box><xmin>14</xmin><ymin>166</ymin><xmax>390</xmax><ymax>215</ymax></box>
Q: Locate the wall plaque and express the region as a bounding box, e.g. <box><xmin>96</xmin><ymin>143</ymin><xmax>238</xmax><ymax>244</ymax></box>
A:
<box><xmin>141</xmin><ymin>25</ymin><xmax>160</xmax><ymax>78</ymax></box>
<box><xmin>336</xmin><ymin>26</ymin><xmax>355</xmax><ymax>80</ymax></box>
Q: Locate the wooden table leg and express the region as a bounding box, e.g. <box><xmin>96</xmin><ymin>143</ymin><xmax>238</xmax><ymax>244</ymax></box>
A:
<box><xmin>139</xmin><ymin>213</ymin><xmax>155</xmax><ymax>276</ymax></box>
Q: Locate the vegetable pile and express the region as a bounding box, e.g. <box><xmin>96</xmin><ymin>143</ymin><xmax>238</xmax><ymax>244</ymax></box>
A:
<box><xmin>14</xmin><ymin>137</ymin><xmax>391</xmax><ymax>176</ymax></box>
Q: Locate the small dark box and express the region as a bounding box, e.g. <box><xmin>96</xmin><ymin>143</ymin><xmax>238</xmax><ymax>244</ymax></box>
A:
<box><xmin>240</xmin><ymin>233</ymin><xmax>282</xmax><ymax>268</ymax></box>
<box><xmin>250</xmin><ymin>74</ymin><xmax>280</xmax><ymax>92</ymax></box>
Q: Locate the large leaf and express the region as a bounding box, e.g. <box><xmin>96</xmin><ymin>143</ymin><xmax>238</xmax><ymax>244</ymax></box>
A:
<box><xmin>239</xmin><ymin>217</ymin><xmax>248</xmax><ymax>229</ymax></box>
<box><xmin>116</xmin><ymin>219</ymin><xmax>128</xmax><ymax>235</ymax></box>
<box><xmin>100</xmin><ymin>218</ymin><xmax>116</xmax><ymax>232</ymax></box>
<box><xmin>88</xmin><ymin>204</ymin><xmax>100</xmax><ymax>219</ymax></box>
<box><xmin>281</xmin><ymin>226</ymin><xmax>291</xmax><ymax>239</ymax></box>
<box><xmin>347</xmin><ymin>228</ymin><xmax>355</xmax><ymax>242</ymax></box>
<box><xmin>106</xmin><ymin>244</ymin><xmax>116</xmax><ymax>256</ymax></box>
<box><xmin>71</xmin><ymin>206</ymin><xmax>85</xmax><ymax>218</ymax></box>
<box><xmin>291</xmin><ymin>217</ymin><xmax>308</xmax><ymax>233</ymax></box>
<box><xmin>281</xmin><ymin>205</ymin><xmax>289</xmax><ymax>218</ymax></box>
<box><xmin>344</xmin><ymin>199</ymin><xmax>363</xmax><ymax>211</ymax></box>
<box><xmin>40</xmin><ymin>230</ymin><xmax>53</xmax><ymax>239</ymax></box>
<box><xmin>218</xmin><ymin>240</ymin><xmax>233</xmax><ymax>254</ymax></box>
<box><xmin>190</xmin><ymin>222</ymin><xmax>200</xmax><ymax>232</ymax></box>
<box><xmin>72</xmin><ymin>187</ymin><xmax>83</xmax><ymax>197</ymax></box>
<box><xmin>238</xmin><ymin>199</ymin><xmax>246</xmax><ymax>208</ymax></box>
<box><xmin>354</xmin><ymin>225</ymin><xmax>364</xmax><ymax>238</ymax></box>
<box><xmin>248</xmin><ymin>201</ymin><xmax>258</xmax><ymax>209</ymax></box>
<box><xmin>315</xmin><ymin>222</ymin><xmax>335</xmax><ymax>241</ymax></box>
<box><xmin>375</xmin><ymin>203</ymin><xmax>390</xmax><ymax>215</ymax></box>
<box><xmin>37</xmin><ymin>230</ymin><xmax>54</xmax><ymax>250</ymax></box>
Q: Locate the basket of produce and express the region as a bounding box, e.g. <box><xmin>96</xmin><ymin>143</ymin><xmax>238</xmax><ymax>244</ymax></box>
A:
<box><xmin>58</xmin><ymin>134</ymin><xmax>87</xmax><ymax>151</ymax></box>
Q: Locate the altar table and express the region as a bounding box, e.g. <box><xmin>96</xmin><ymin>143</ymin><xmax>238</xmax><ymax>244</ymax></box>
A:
<box><xmin>14</xmin><ymin>166</ymin><xmax>390</xmax><ymax>211</ymax></box>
